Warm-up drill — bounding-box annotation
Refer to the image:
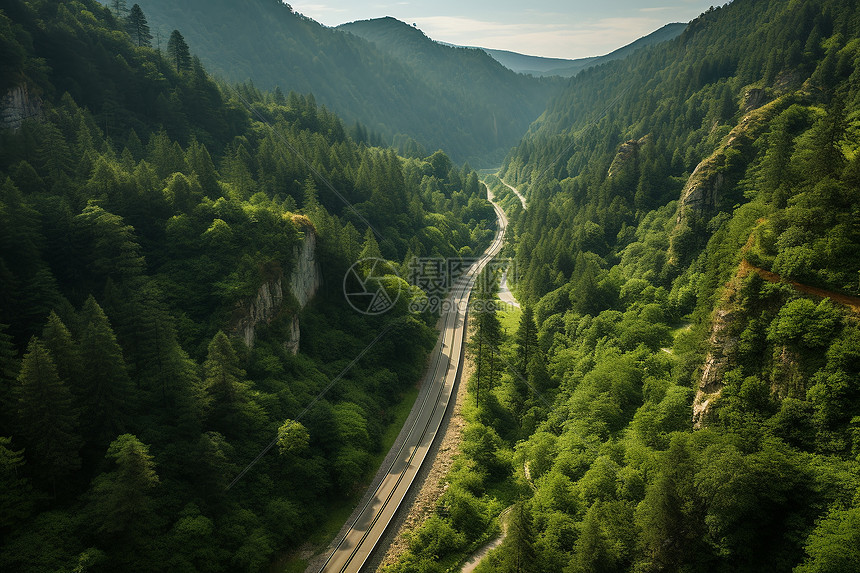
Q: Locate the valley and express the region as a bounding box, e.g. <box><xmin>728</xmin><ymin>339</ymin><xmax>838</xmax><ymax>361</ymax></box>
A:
<box><xmin>1</xmin><ymin>1</ymin><xmax>859</xmax><ymax>573</ymax></box>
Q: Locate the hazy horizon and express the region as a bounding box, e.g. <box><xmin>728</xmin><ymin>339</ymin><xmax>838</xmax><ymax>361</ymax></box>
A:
<box><xmin>289</xmin><ymin>0</ymin><xmax>716</xmax><ymax>59</ymax></box>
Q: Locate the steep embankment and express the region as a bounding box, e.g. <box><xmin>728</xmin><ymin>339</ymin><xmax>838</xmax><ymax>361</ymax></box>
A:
<box><xmin>0</xmin><ymin>2</ymin><xmax>501</xmax><ymax>571</ymax></box>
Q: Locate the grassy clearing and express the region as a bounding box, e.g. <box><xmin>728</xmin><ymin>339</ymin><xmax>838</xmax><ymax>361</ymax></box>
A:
<box><xmin>497</xmin><ymin>304</ymin><xmax>522</xmax><ymax>339</ymax></box>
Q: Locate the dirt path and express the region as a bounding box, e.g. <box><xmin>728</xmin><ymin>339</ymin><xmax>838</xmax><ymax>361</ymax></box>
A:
<box><xmin>739</xmin><ymin>260</ymin><xmax>860</xmax><ymax>314</ymax></box>
<box><xmin>500</xmin><ymin>179</ymin><xmax>527</xmax><ymax>209</ymax></box>
<box><xmin>498</xmin><ymin>269</ymin><xmax>520</xmax><ymax>309</ymax></box>
<box><xmin>460</xmin><ymin>506</ymin><xmax>513</xmax><ymax>573</ymax></box>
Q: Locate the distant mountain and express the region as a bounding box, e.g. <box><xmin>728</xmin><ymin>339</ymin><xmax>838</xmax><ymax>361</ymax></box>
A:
<box><xmin>336</xmin><ymin>17</ymin><xmax>561</xmax><ymax>151</ymax></box>
<box><xmin>127</xmin><ymin>1</ymin><xmax>560</xmax><ymax>166</ymax></box>
<box><xmin>478</xmin><ymin>22</ymin><xmax>688</xmax><ymax>77</ymax></box>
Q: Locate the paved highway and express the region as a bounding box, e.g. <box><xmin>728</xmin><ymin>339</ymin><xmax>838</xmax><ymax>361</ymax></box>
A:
<box><xmin>318</xmin><ymin>188</ymin><xmax>507</xmax><ymax>573</ymax></box>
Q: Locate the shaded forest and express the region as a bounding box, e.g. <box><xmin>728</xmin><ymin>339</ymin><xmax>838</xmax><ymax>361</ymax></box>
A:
<box><xmin>0</xmin><ymin>1</ymin><xmax>497</xmax><ymax>570</ymax></box>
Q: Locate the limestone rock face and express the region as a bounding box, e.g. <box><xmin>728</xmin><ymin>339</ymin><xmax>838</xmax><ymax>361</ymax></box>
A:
<box><xmin>669</xmin><ymin>98</ymin><xmax>784</xmax><ymax>268</ymax></box>
<box><xmin>232</xmin><ymin>226</ymin><xmax>321</xmax><ymax>353</ymax></box>
<box><xmin>235</xmin><ymin>279</ymin><xmax>284</xmax><ymax>349</ymax></box>
<box><xmin>2</xmin><ymin>85</ymin><xmax>41</xmax><ymax>130</ymax></box>
<box><xmin>743</xmin><ymin>88</ymin><xmax>766</xmax><ymax>112</ymax></box>
<box><xmin>692</xmin><ymin>307</ymin><xmax>737</xmax><ymax>429</ymax></box>
<box><xmin>284</xmin><ymin>315</ymin><xmax>301</xmax><ymax>355</ymax></box>
<box><xmin>290</xmin><ymin>228</ymin><xmax>321</xmax><ymax>309</ymax></box>
<box><xmin>676</xmin><ymin>99</ymin><xmax>782</xmax><ymax>225</ymax></box>
<box><xmin>607</xmin><ymin>135</ymin><xmax>650</xmax><ymax>178</ymax></box>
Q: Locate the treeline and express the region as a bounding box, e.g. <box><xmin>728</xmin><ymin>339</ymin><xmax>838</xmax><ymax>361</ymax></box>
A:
<box><xmin>385</xmin><ymin>270</ymin><xmax>553</xmax><ymax>573</ymax></box>
<box><xmin>128</xmin><ymin>0</ymin><xmax>560</xmax><ymax>166</ymax></box>
<box><xmin>0</xmin><ymin>1</ymin><xmax>496</xmax><ymax>571</ymax></box>
<box><xmin>389</xmin><ymin>1</ymin><xmax>860</xmax><ymax>572</ymax></box>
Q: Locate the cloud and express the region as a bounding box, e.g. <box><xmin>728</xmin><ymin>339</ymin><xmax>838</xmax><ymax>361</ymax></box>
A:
<box><xmin>412</xmin><ymin>15</ymin><xmax>667</xmax><ymax>59</ymax></box>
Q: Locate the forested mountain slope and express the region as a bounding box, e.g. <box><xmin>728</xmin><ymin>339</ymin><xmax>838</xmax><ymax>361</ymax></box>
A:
<box><xmin>125</xmin><ymin>0</ymin><xmax>559</xmax><ymax>166</ymax></box>
<box><xmin>386</xmin><ymin>1</ymin><xmax>860</xmax><ymax>572</ymax></box>
<box><xmin>0</xmin><ymin>1</ymin><xmax>497</xmax><ymax>570</ymax></box>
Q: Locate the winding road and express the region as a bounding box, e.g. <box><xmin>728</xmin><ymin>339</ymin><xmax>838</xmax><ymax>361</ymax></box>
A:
<box><xmin>501</xmin><ymin>179</ymin><xmax>527</xmax><ymax>210</ymax></box>
<box><xmin>317</xmin><ymin>189</ymin><xmax>508</xmax><ymax>573</ymax></box>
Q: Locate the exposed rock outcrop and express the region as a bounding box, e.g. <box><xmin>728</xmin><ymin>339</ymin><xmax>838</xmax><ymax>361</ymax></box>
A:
<box><xmin>692</xmin><ymin>305</ymin><xmax>737</xmax><ymax>429</ymax></box>
<box><xmin>231</xmin><ymin>222</ymin><xmax>321</xmax><ymax>353</ymax></box>
<box><xmin>742</xmin><ymin>88</ymin><xmax>766</xmax><ymax>112</ymax></box>
<box><xmin>290</xmin><ymin>224</ymin><xmax>321</xmax><ymax>308</ymax></box>
<box><xmin>607</xmin><ymin>135</ymin><xmax>650</xmax><ymax>178</ymax></box>
<box><xmin>669</xmin><ymin>98</ymin><xmax>786</xmax><ymax>268</ymax></box>
<box><xmin>284</xmin><ymin>315</ymin><xmax>301</xmax><ymax>355</ymax></box>
<box><xmin>675</xmin><ymin>99</ymin><xmax>782</xmax><ymax>225</ymax></box>
<box><xmin>1</xmin><ymin>85</ymin><xmax>41</xmax><ymax>130</ymax></box>
<box><xmin>234</xmin><ymin>279</ymin><xmax>284</xmax><ymax>349</ymax></box>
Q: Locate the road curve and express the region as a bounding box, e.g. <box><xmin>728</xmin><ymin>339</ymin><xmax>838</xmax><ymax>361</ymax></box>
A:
<box><xmin>318</xmin><ymin>189</ymin><xmax>507</xmax><ymax>573</ymax></box>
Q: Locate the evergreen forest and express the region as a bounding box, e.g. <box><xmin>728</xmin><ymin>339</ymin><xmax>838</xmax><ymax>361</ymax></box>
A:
<box><xmin>0</xmin><ymin>1</ymin><xmax>496</xmax><ymax>570</ymax></box>
<box><xmin>385</xmin><ymin>1</ymin><xmax>860</xmax><ymax>572</ymax></box>
<box><xmin>2</xmin><ymin>0</ymin><xmax>860</xmax><ymax>572</ymax></box>
<box><xmin>126</xmin><ymin>0</ymin><xmax>562</xmax><ymax>166</ymax></box>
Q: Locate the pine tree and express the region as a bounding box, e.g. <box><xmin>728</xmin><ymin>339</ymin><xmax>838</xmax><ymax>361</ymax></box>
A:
<box><xmin>186</xmin><ymin>138</ymin><xmax>219</xmax><ymax>198</ymax></box>
<box><xmin>503</xmin><ymin>502</ymin><xmax>537</xmax><ymax>573</ymax></box>
<box><xmin>469</xmin><ymin>267</ymin><xmax>501</xmax><ymax>409</ymax></box>
<box><xmin>514</xmin><ymin>306</ymin><xmax>538</xmax><ymax>374</ymax></box>
<box><xmin>302</xmin><ymin>175</ymin><xmax>320</xmax><ymax>211</ymax></box>
<box><xmin>273</xmin><ymin>86</ymin><xmax>286</xmax><ymax>105</ymax></box>
<box><xmin>0</xmin><ymin>436</ymin><xmax>34</xmax><ymax>527</ymax></box>
<box><xmin>78</xmin><ymin>296</ymin><xmax>134</xmax><ymax>446</ymax></box>
<box><xmin>359</xmin><ymin>227</ymin><xmax>382</xmax><ymax>261</ymax></box>
<box><xmin>810</xmin><ymin>94</ymin><xmax>848</xmax><ymax>178</ymax></box>
<box><xmin>15</xmin><ymin>337</ymin><xmax>82</xmax><ymax>494</ymax></box>
<box><xmin>41</xmin><ymin>311</ymin><xmax>83</xmax><ymax>397</ymax></box>
<box><xmin>109</xmin><ymin>0</ymin><xmax>129</xmax><ymax>19</ymax></box>
<box><xmin>203</xmin><ymin>331</ymin><xmax>250</xmax><ymax>435</ymax></box>
<box><xmin>0</xmin><ymin>322</ymin><xmax>18</xmax><ymax>434</ymax></box>
<box><xmin>167</xmin><ymin>30</ymin><xmax>191</xmax><ymax>73</ymax></box>
<box><xmin>73</xmin><ymin>202</ymin><xmax>145</xmax><ymax>284</ymax></box>
<box><xmin>88</xmin><ymin>434</ymin><xmax>159</xmax><ymax>535</ymax></box>
<box><xmin>126</xmin><ymin>4</ymin><xmax>152</xmax><ymax>48</ymax></box>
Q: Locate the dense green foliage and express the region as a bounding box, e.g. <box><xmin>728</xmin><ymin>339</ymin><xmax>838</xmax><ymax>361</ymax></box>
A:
<box><xmin>389</xmin><ymin>1</ymin><xmax>860</xmax><ymax>572</ymax></box>
<box><xmin>0</xmin><ymin>1</ymin><xmax>497</xmax><ymax>570</ymax></box>
<box><xmin>127</xmin><ymin>1</ymin><xmax>560</xmax><ymax>166</ymax></box>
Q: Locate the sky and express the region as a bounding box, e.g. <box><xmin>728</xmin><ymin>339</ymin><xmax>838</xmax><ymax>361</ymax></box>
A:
<box><xmin>288</xmin><ymin>0</ymin><xmax>719</xmax><ymax>59</ymax></box>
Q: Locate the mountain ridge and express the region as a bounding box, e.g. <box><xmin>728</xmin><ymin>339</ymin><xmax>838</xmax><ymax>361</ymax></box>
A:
<box><xmin>129</xmin><ymin>0</ymin><xmax>559</xmax><ymax>166</ymax></box>
<box><xmin>438</xmin><ymin>22</ymin><xmax>687</xmax><ymax>77</ymax></box>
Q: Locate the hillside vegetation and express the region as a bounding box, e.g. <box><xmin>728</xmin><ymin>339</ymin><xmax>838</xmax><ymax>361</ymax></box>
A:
<box><xmin>129</xmin><ymin>1</ymin><xmax>560</xmax><ymax>166</ymax></box>
<box><xmin>0</xmin><ymin>1</ymin><xmax>497</xmax><ymax>570</ymax></box>
<box><xmin>387</xmin><ymin>1</ymin><xmax>860</xmax><ymax>572</ymax></box>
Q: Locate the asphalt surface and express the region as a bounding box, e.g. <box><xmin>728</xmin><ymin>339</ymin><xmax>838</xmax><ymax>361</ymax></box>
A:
<box><xmin>317</xmin><ymin>191</ymin><xmax>507</xmax><ymax>573</ymax></box>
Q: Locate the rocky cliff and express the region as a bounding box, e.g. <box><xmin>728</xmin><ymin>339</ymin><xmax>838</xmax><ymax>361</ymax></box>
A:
<box><xmin>1</xmin><ymin>85</ymin><xmax>41</xmax><ymax>130</ymax></box>
<box><xmin>692</xmin><ymin>305</ymin><xmax>737</xmax><ymax>429</ymax></box>
<box><xmin>232</xmin><ymin>221</ymin><xmax>320</xmax><ymax>353</ymax></box>
<box><xmin>607</xmin><ymin>135</ymin><xmax>650</xmax><ymax>178</ymax></box>
<box><xmin>290</xmin><ymin>223</ymin><xmax>321</xmax><ymax>309</ymax></box>
<box><xmin>668</xmin><ymin>97</ymin><xmax>785</xmax><ymax>268</ymax></box>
